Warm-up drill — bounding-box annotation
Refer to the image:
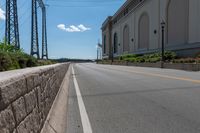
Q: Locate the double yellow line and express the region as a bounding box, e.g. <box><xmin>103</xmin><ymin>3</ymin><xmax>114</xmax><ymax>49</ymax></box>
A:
<box><xmin>122</xmin><ymin>69</ymin><xmax>200</xmax><ymax>84</ymax></box>
<box><xmin>97</xmin><ymin>65</ymin><xmax>200</xmax><ymax>84</ymax></box>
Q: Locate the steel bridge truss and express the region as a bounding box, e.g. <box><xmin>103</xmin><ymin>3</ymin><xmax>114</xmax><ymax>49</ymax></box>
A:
<box><xmin>31</xmin><ymin>0</ymin><xmax>48</xmax><ymax>59</ymax></box>
<box><xmin>5</xmin><ymin>0</ymin><xmax>20</xmax><ymax>49</ymax></box>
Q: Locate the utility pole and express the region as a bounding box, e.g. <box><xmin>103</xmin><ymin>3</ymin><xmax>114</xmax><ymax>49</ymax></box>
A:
<box><xmin>31</xmin><ymin>0</ymin><xmax>40</xmax><ymax>59</ymax></box>
<box><xmin>5</xmin><ymin>0</ymin><xmax>20</xmax><ymax>49</ymax></box>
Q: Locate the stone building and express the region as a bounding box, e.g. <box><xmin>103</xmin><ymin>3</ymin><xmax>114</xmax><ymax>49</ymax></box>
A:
<box><xmin>101</xmin><ymin>0</ymin><xmax>200</xmax><ymax>59</ymax></box>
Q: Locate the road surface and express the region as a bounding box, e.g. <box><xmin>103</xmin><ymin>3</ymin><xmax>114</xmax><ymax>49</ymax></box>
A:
<box><xmin>67</xmin><ymin>63</ymin><xmax>200</xmax><ymax>133</ymax></box>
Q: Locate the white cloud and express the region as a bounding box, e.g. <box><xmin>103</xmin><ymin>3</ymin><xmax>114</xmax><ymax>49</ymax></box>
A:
<box><xmin>78</xmin><ymin>24</ymin><xmax>91</xmax><ymax>31</ymax></box>
<box><xmin>57</xmin><ymin>24</ymin><xmax>66</xmax><ymax>30</ymax></box>
<box><xmin>0</xmin><ymin>8</ymin><xmax>5</xmax><ymax>20</ymax></box>
<box><xmin>68</xmin><ymin>25</ymin><xmax>81</xmax><ymax>32</ymax></box>
<box><xmin>57</xmin><ymin>24</ymin><xmax>91</xmax><ymax>32</ymax></box>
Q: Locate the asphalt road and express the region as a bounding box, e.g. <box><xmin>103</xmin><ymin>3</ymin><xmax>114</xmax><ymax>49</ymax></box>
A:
<box><xmin>67</xmin><ymin>63</ymin><xmax>200</xmax><ymax>133</ymax></box>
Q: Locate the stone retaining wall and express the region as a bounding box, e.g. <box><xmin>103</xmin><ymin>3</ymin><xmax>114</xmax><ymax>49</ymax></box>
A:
<box><xmin>0</xmin><ymin>63</ymin><xmax>70</xmax><ymax>133</ymax></box>
<box><xmin>100</xmin><ymin>61</ymin><xmax>200</xmax><ymax>71</ymax></box>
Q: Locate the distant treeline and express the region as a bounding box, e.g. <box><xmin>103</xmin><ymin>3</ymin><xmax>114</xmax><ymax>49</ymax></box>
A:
<box><xmin>52</xmin><ymin>58</ymin><xmax>94</xmax><ymax>63</ymax></box>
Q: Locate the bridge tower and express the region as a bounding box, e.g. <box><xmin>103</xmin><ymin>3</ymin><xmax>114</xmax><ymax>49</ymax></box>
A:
<box><xmin>41</xmin><ymin>7</ymin><xmax>48</xmax><ymax>59</ymax></box>
<box><xmin>31</xmin><ymin>0</ymin><xmax>40</xmax><ymax>59</ymax></box>
<box><xmin>5</xmin><ymin>0</ymin><xmax>20</xmax><ymax>49</ymax></box>
<box><xmin>31</xmin><ymin>0</ymin><xmax>48</xmax><ymax>59</ymax></box>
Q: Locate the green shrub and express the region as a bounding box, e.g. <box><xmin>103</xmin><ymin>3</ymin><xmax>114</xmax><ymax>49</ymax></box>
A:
<box><xmin>0</xmin><ymin>43</ymin><xmax>24</xmax><ymax>53</ymax></box>
<box><xmin>8</xmin><ymin>53</ymin><xmax>20</xmax><ymax>70</ymax></box>
<box><xmin>0</xmin><ymin>44</ymin><xmax>16</xmax><ymax>52</ymax></box>
<box><xmin>37</xmin><ymin>60</ymin><xmax>55</xmax><ymax>66</ymax></box>
<box><xmin>15</xmin><ymin>53</ymin><xmax>28</xmax><ymax>68</ymax></box>
<box><xmin>127</xmin><ymin>58</ymin><xmax>137</xmax><ymax>62</ymax></box>
<box><xmin>148</xmin><ymin>57</ymin><xmax>161</xmax><ymax>63</ymax></box>
<box><xmin>172</xmin><ymin>58</ymin><xmax>196</xmax><ymax>64</ymax></box>
<box><xmin>164</xmin><ymin>51</ymin><xmax>177</xmax><ymax>60</ymax></box>
<box><xmin>0</xmin><ymin>42</ymin><xmax>54</xmax><ymax>71</ymax></box>
<box><xmin>119</xmin><ymin>56</ymin><xmax>123</xmax><ymax>60</ymax></box>
<box><xmin>0</xmin><ymin>51</ymin><xmax>12</xmax><ymax>71</ymax></box>
<box><xmin>119</xmin><ymin>51</ymin><xmax>176</xmax><ymax>63</ymax></box>
<box><xmin>26</xmin><ymin>56</ymin><xmax>37</xmax><ymax>67</ymax></box>
<box><xmin>135</xmin><ymin>57</ymin><xmax>145</xmax><ymax>63</ymax></box>
<box><xmin>119</xmin><ymin>54</ymin><xmax>138</xmax><ymax>60</ymax></box>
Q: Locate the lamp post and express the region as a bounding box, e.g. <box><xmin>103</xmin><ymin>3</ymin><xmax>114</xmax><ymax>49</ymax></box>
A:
<box><xmin>97</xmin><ymin>47</ymin><xmax>99</xmax><ymax>64</ymax></box>
<box><xmin>97</xmin><ymin>43</ymin><xmax>102</xmax><ymax>62</ymax></box>
<box><xmin>161</xmin><ymin>21</ymin><xmax>165</xmax><ymax>68</ymax></box>
<box><xmin>97</xmin><ymin>43</ymin><xmax>102</xmax><ymax>63</ymax></box>
<box><xmin>111</xmin><ymin>46</ymin><xmax>114</xmax><ymax>63</ymax></box>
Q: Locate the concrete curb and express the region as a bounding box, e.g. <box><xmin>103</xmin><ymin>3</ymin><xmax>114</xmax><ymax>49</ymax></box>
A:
<box><xmin>40</xmin><ymin>64</ymin><xmax>71</xmax><ymax>133</ymax></box>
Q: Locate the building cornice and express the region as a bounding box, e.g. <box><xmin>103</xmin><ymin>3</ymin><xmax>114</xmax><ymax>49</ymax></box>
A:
<box><xmin>112</xmin><ymin>0</ymin><xmax>133</xmax><ymax>20</ymax></box>
<box><xmin>101</xmin><ymin>16</ymin><xmax>112</xmax><ymax>30</ymax></box>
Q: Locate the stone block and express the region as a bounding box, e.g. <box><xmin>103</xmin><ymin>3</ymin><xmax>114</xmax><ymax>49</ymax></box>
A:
<box><xmin>13</xmin><ymin>129</ymin><xmax>17</xmax><ymax>133</ymax></box>
<box><xmin>12</xmin><ymin>97</ymin><xmax>27</xmax><ymax>124</ymax></box>
<box><xmin>0</xmin><ymin>128</ymin><xmax>9</xmax><ymax>133</ymax></box>
<box><xmin>0</xmin><ymin>88</ymin><xmax>6</xmax><ymax>111</ymax></box>
<box><xmin>1</xmin><ymin>78</ymin><xmax>26</xmax><ymax>105</ymax></box>
<box><xmin>47</xmin><ymin>68</ymin><xmax>54</xmax><ymax>77</ymax></box>
<box><xmin>41</xmin><ymin>75</ymin><xmax>48</xmax><ymax>92</ymax></box>
<box><xmin>17</xmin><ymin>116</ymin><xmax>31</xmax><ymax>133</ymax></box>
<box><xmin>0</xmin><ymin>106</ymin><xmax>15</xmax><ymax>132</ymax></box>
<box><xmin>32</xmin><ymin>108</ymin><xmax>40</xmax><ymax>131</ymax></box>
<box><xmin>45</xmin><ymin>98</ymin><xmax>50</xmax><ymax>113</ymax></box>
<box><xmin>24</xmin><ymin>90</ymin><xmax>37</xmax><ymax>114</ymax></box>
<box><xmin>34</xmin><ymin>74</ymin><xmax>42</xmax><ymax>87</ymax></box>
<box><xmin>41</xmin><ymin>91</ymin><xmax>45</xmax><ymax>102</ymax></box>
<box><xmin>39</xmin><ymin>102</ymin><xmax>45</xmax><ymax>119</ymax></box>
<box><xmin>36</xmin><ymin>86</ymin><xmax>42</xmax><ymax>110</ymax></box>
<box><xmin>26</xmin><ymin>75</ymin><xmax>34</xmax><ymax>92</ymax></box>
<box><xmin>17</xmin><ymin>108</ymin><xmax>39</xmax><ymax>133</ymax></box>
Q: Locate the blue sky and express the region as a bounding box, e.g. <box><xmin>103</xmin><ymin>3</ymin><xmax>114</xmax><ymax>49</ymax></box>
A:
<box><xmin>0</xmin><ymin>0</ymin><xmax>125</xmax><ymax>59</ymax></box>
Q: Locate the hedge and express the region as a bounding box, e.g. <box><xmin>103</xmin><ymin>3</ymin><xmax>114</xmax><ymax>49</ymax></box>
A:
<box><xmin>0</xmin><ymin>51</ymin><xmax>57</xmax><ymax>72</ymax></box>
<box><xmin>119</xmin><ymin>51</ymin><xmax>177</xmax><ymax>63</ymax></box>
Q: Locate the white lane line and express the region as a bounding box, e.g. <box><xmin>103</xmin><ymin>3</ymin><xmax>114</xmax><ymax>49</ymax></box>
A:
<box><xmin>72</xmin><ymin>66</ymin><xmax>93</xmax><ymax>133</ymax></box>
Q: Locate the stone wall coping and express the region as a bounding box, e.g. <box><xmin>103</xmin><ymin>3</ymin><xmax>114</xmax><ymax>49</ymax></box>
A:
<box><xmin>0</xmin><ymin>63</ymin><xmax>69</xmax><ymax>85</ymax></box>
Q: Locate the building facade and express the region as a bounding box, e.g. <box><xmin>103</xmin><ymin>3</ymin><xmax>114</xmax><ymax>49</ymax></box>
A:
<box><xmin>101</xmin><ymin>0</ymin><xmax>200</xmax><ymax>59</ymax></box>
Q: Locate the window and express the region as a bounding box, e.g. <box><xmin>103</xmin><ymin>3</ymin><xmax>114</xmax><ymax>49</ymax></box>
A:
<box><xmin>123</xmin><ymin>25</ymin><xmax>130</xmax><ymax>52</ymax></box>
<box><xmin>114</xmin><ymin>33</ymin><xmax>118</xmax><ymax>54</ymax></box>
<box><xmin>138</xmin><ymin>13</ymin><xmax>149</xmax><ymax>49</ymax></box>
<box><xmin>103</xmin><ymin>35</ymin><xmax>106</xmax><ymax>54</ymax></box>
<box><xmin>167</xmin><ymin>0</ymin><xmax>188</xmax><ymax>45</ymax></box>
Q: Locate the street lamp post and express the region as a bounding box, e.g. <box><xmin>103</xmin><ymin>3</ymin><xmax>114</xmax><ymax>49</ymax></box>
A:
<box><xmin>161</xmin><ymin>21</ymin><xmax>165</xmax><ymax>68</ymax></box>
<box><xmin>97</xmin><ymin>43</ymin><xmax>102</xmax><ymax>63</ymax></box>
<box><xmin>111</xmin><ymin>46</ymin><xmax>114</xmax><ymax>63</ymax></box>
<box><xmin>97</xmin><ymin>47</ymin><xmax>99</xmax><ymax>64</ymax></box>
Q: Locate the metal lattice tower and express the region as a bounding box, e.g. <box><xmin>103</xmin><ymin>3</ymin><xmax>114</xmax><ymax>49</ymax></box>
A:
<box><xmin>31</xmin><ymin>0</ymin><xmax>40</xmax><ymax>59</ymax></box>
<box><xmin>31</xmin><ymin>0</ymin><xmax>48</xmax><ymax>59</ymax></box>
<box><xmin>41</xmin><ymin>8</ymin><xmax>48</xmax><ymax>59</ymax></box>
<box><xmin>5</xmin><ymin>0</ymin><xmax>20</xmax><ymax>49</ymax></box>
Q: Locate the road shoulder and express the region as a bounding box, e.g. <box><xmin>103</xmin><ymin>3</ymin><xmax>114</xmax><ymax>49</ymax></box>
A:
<box><xmin>41</xmin><ymin>65</ymin><xmax>71</xmax><ymax>133</ymax></box>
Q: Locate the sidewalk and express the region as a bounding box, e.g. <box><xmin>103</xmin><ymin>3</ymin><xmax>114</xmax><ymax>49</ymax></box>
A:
<box><xmin>41</xmin><ymin>65</ymin><xmax>71</xmax><ymax>133</ymax></box>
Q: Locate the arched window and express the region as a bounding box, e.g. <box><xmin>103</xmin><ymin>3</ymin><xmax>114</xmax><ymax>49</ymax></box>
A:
<box><xmin>123</xmin><ymin>25</ymin><xmax>130</xmax><ymax>52</ymax></box>
<box><xmin>113</xmin><ymin>33</ymin><xmax>118</xmax><ymax>54</ymax></box>
<box><xmin>103</xmin><ymin>35</ymin><xmax>106</xmax><ymax>54</ymax></box>
<box><xmin>138</xmin><ymin>13</ymin><xmax>149</xmax><ymax>49</ymax></box>
<box><xmin>167</xmin><ymin>0</ymin><xmax>188</xmax><ymax>45</ymax></box>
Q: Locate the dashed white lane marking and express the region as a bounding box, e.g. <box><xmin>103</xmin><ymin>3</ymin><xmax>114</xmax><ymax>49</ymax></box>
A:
<box><xmin>72</xmin><ymin>66</ymin><xmax>93</xmax><ymax>133</ymax></box>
